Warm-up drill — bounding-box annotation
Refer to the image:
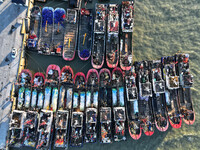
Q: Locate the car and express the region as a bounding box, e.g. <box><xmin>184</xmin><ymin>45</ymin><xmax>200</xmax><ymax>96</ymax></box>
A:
<box><xmin>11</xmin><ymin>48</ymin><xmax>18</xmax><ymax>59</ymax></box>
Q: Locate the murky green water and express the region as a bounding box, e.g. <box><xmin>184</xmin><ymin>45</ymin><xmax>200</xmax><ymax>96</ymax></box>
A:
<box><xmin>24</xmin><ymin>0</ymin><xmax>200</xmax><ymax>150</ymax></box>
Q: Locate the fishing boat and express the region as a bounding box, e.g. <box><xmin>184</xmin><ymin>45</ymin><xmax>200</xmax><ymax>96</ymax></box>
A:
<box><xmin>125</xmin><ymin>68</ymin><xmax>141</xmax><ymax>140</ymax></box>
<box><xmin>161</xmin><ymin>56</ymin><xmax>182</xmax><ymax>128</ymax></box>
<box><xmin>23</xmin><ymin>111</ymin><xmax>38</xmax><ymax>148</ymax></box>
<box><xmin>8</xmin><ymin>110</ymin><xmax>26</xmax><ymax>148</ymax></box>
<box><xmin>36</xmin><ymin>110</ymin><xmax>53</xmax><ymax>149</ymax></box>
<box><xmin>111</xmin><ymin>67</ymin><xmax>126</xmax><ymax>141</ymax></box>
<box><xmin>63</xmin><ymin>9</ymin><xmax>78</xmax><ymax>61</ymax></box>
<box><xmin>59</xmin><ymin>66</ymin><xmax>74</xmax><ymax>110</ymax></box>
<box><xmin>38</xmin><ymin>7</ymin><xmax>54</xmax><ymax>55</ymax></box>
<box><xmin>175</xmin><ymin>54</ymin><xmax>195</xmax><ymax>125</ymax></box>
<box><xmin>54</xmin><ymin>110</ymin><xmax>69</xmax><ymax>149</ymax></box>
<box><xmin>149</xmin><ymin>60</ymin><xmax>169</xmax><ymax>132</ymax></box>
<box><xmin>106</xmin><ymin>4</ymin><xmax>119</xmax><ymax>68</ymax></box>
<box><xmin>44</xmin><ymin>65</ymin><xmax>60</xmax><ymax>111</ymax></box>
<box><xmin>78</xmin><ymin>8</ymin><xmax>93</xmax><ymax>61</ymax></box>
<box><xmin>120</xmin><ymin>1</ymin><xmax>134</xmax><ymax>71</ymax></box>
<box><xmin>27</xmin><ymin>6</ymin><xmax>41</xmax><ymax>50</ymax></box>
<box><xmin>70</xmin><ymin>72</ymin><xmax>86</xmax><ymax>147</ymax></box>
<box><xmin>85</xmin><ymin>69</ymin><xmax>98</xmax><ymax>143</ymax></box>
<box><xmin>31</xmin><ymin>72</ymin><xmax>45</xmax><ymax>110</ymax></box>
<box><xmin>53</xmin><ymin>8</ymin><xmax>66</xmax><ymax>55</ymax></box>
<box><xmin>92</xmin><ymin>4</ymin><xmax>107</xmax><ymax>69</ymax></box>
<box><xmin>99</xmin><ymin>68</ymin><xmax>112</xmax><ymax>143</ymax></box>
<box><xmin>135</xmin><ymin>61</ymin><xmax>154</xmax><ymax>136</ymax></box>
<box><xmin>17</xmin><ymin>69</ymin><xmax>32</xmax><ymax>110</ymax></box>
<box><xmin>17</xmin><ymin>69</ymin><xmax>32</xmax><ymax>86</ymax></box>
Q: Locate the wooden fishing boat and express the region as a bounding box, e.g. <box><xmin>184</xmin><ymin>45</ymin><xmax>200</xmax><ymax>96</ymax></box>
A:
<box><xmin>92</xmin><ymin>4</ymin><xmax>107</xmax><ymax>69</ymax></box>
<box><xmin>99</xmin><ymin>68</ymin><xmax>112</xmax><ymax>143</ymax></box>
<box><xmin>135</xmin><ymin>61</ymin><xmax>155</xmax><ymax>136</ymax></box>
<box><xmin>38</xmin><ymin>7</ymin><xmax>54</xmax><ymax>55</ymax></box>
<box><xmin>63</xmin><ymin>9</ymin><xmax>78</xmax><ymax>61</ymax></box>
<box><xmin>161</xmin><ymin>56</ymin><xmax>182</xmax><ymax>129</ymax></box>
<box><xmin>125</xmin><ymin>68</ymin><xmax>141</xmax><ymax>140</ymax></box>
<box><xmin>78</xmin><ymin>8</ymin><xmax>93</xmax><ymax>61</ymax></box>
<box><xmin>27</xmin><ymin>6</ymin><xmax>41</xmax><ymax>50</ymax></box>
<box><xmin>31</xmin><ymin>72</ymin><xmax>45</xmax><ymax>110</ymax></box>
<box><xmin>106</xmin><ymin>4</ymin><xmax>119</xmax><ymax>68</ymax></box>
<box><xmin>120</xmin><ymin>1</ymin><xmax>134</xmax><ymax>71</ymax></box>
<box><xmin>23</xmin><ymin>111</ymin><xmax>38</xmax><ymax>148</ymax></box>
<box><xmin>175</xmin><ymin>54</ymin><xmax>195</xmax><ymax>125</ymax></box>
<box><xmin>8</xmin><ymin>110</ymin><xmax>26</xmax><ymax>148</ymax></box>
<box><xmin>54</xmin><ymin>110</ymin><xmax>69</xmax><ymax>148</ymax></box>
<box><xmin>111</xmin><ymin>67</ymin><xmax>126</xmax><ymax>141</ymax></box>
<box><xmin>149</xmin><ymin>60</ymin><xmax>169</xmax><ymax>132</ymax></box>
<box><xmin>85</xmin><ymin>69</ymin><xmax>99</xmax><ymax>143</ymax></box>
<box><xmin>44</xmin><ymin>65</ymin><xmax>60</xmax><ymax>112</ymax></box>
<box><xmin>17</xmin><ymin>69</ymin><xmax>32</xmax><ymax>110</ymax></box>
<box><xmin>53</xmin><ymin>8</ymin><xmax>66</xmax><ymax>56</ymax></box>
<box><xmin>70</xmin><ymin>72</ymin><xmax>86</xmax><ymax>147</ymax></box>
<box><xmin>36</xmin><ymin>110</ymin><xmax>53</xmax><ymax>149</ymax></box>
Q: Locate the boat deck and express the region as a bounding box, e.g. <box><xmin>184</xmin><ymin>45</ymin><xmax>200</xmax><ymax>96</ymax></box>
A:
<box><xmin>63</xmin><ymin>9</ymin><xmax>78</xmax><ymax>60</ymax></box>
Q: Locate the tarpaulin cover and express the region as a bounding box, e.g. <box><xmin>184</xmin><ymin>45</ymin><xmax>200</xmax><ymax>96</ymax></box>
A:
<box><xmin>54</xmin><ymin>8</ymin><xmax>66</xmax><ymax>27</ymax></box>
<box><xmin>42</xmin><ymin>7</ymin><xmax>54</xmax><ymax>27</ymax></box>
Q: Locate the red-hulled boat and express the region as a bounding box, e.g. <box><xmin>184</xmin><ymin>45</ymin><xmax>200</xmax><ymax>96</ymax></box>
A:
<box><xmin>32</xmin><ymin>72</ymin><xmax>45</xmax><ymax>88</ymax></box>
<box><xmin>106</xmin><ymin>4</ymin><xmax>119</xmax><ymax>68</ymax></box>
<box><xmin>175</xmin><ymin>54</ymin><xmax>195</xmax><ymax>125</ymax></box>
<box><xmin>85</xmin><ymin>69</ymin><xmax>99</xmax><ymax>143</ymax></box>
<box><xmin>31</xmin><ymin>72</ymin><xmax>45</xmax><ymax>110</ymax></box>
<box><xmin>125</xmin><ymin>68</ymin><xmax>142</xmax><ymax>140</ymax></box>
<box><xmin>58</xmin><ymin>66</ymin><xmax>74</xmax><ymax>110</ymax></box>
<box><xmin>135</xmin><ymin>61</ymin><xmax>155</xmax><ymax>136</ymax></box>
<box><xmin>61</xmin><ymin>66</ymin><xmax>74</xmax><ymax>84</ymax></box>
<box><xmin>149</xmin><ymin>60</ymin><xmax>169</xmax><ymax>132</ymax></box>
<box><xmin>162</xmin><ymin>56</ymin><xmax>182</xmax><ymax>129</ymax></box>
<box><xmin>17</xmin><ymin>69</ymin><xmax>32</xmax><ymax>86</ymax></box>
<box><xmin>45</xmin><ymin>64</ymin><xmax>61</xmax><ymax>84</ymax></box>
<box><xmin>120</xmin><ymin>1</ymin><xmax>134</xmax><ymax>71</ymax></box>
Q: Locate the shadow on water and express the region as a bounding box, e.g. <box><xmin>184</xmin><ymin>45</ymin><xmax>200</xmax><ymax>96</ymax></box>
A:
<box><xmin>0</xmin><ymin>4</ymin><xmax>26</xmax><ymax>33</ymax></box>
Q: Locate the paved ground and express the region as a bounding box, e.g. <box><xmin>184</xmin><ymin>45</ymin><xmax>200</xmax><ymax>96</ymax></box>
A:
<box><xmin>0</xmin><ymin>1</ymin><xmax>27</xmax><ymax>149</ymax></box>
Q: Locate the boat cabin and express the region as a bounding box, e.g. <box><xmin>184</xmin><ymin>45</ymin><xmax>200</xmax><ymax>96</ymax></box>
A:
<box><xmin>113</xmin><ymin>107</ymin><xmax>125</xmax><ymax>121</ymax></box>
<box><xmin>71</xmin><ymin>112</ymin><xmax>83</xmax><ymax>127</ymax></box>
<box><xmin>165</xmin><ymin>64</ymin><xmax>179</xmax><ymax>89</ymax></box>
<box><xmin>9</xmin><ymin>110</ymin><xmax>26</xmax><ymax>130</ymax></box>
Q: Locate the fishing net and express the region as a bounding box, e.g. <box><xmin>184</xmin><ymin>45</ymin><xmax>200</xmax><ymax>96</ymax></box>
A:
<box><xmin>54</xmin><ymin>8</ymin><xmax>66</xmax><ymax>27</ymax></box>
<box><xmin>42</xmin><ymin>7</ymin><xmax>54</xmax><ymax>27</ymax></box>
<box><xmin>80</xmin><ymin>49</ymin><xmax>90</xmax><ymax>58</ymax></box>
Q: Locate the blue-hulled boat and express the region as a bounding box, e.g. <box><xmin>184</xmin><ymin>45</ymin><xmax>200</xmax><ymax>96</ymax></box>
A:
<box><xmin>78</xmin><ymin>8</ymin><xmax>93</xmax><ymax>61</ymax></box>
